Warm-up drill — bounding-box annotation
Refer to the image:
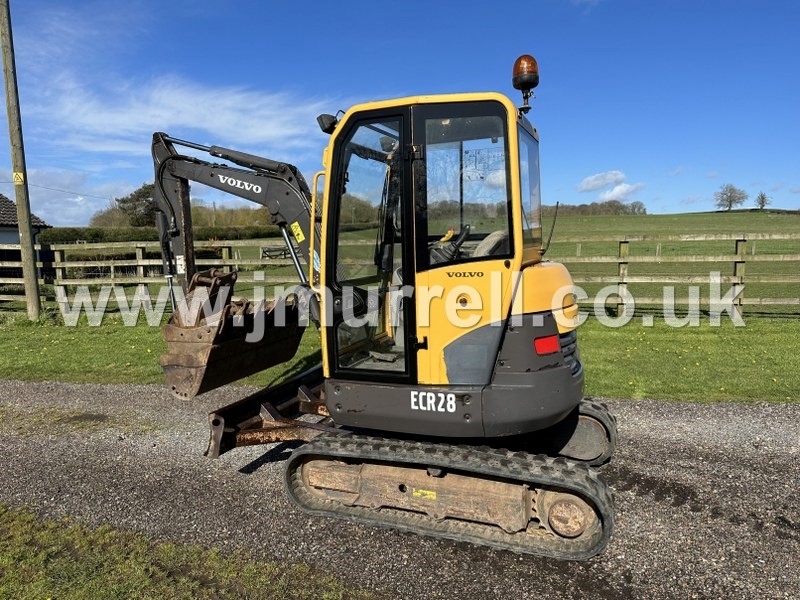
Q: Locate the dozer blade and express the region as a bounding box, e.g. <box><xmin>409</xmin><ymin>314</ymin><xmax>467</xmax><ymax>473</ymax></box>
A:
<box><xmin>160</xmin><ymin>269</ymin><xmax>306</xmax><ymax>400</ymax></box>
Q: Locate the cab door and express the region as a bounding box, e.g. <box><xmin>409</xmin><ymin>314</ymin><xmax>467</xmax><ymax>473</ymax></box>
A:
<box><xmin>324</xmin><ymin>111</ymin><xmax>417</xmax><ymax>383</ymax></box>
<box><xmin>411</xmin><ymin>100</ymin><xmax>519</xmax><ymax>386</ymax></box>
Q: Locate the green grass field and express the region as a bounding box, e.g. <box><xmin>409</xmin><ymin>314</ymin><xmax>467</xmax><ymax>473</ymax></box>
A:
<box><xmin>544</xmin><ymin>209</ymin><xmax>800</xmax><ymax>238</ymax></box>
<box><xmin>0</xmin><ymin>310</ymin><xmax>795</xmax><ymax>403</ymax></box>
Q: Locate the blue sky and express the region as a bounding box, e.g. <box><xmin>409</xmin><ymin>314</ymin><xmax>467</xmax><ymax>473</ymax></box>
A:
<box><xmin>1</xmin><ymin>0</ymin><xmax>798</xmax><ymax>225</ymax></box>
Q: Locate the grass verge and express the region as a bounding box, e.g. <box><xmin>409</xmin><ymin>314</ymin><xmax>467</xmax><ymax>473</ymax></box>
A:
<box><xmin>0</xmin><ymin>312</ymin><xmax>320</xmax><ymax>389</ymax></box>
<box><xmin>578</xmin><ymin>317</ymin><xmax>797</xmax><ymax>402</ymax></box>
<box><xmin>0</xmin><ymin>503</ymin><xmax>372</xmax><ymax>600</ymax></box>
<box><xmin>0</xmin><ymin>312</ymin><xmax>796</xmax><ymax>403</ymax></box>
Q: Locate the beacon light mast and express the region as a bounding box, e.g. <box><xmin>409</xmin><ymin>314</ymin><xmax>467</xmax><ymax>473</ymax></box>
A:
<box><xmin>512</xmin><ymin>54</ymin><xmax>539</xmax><ymax>114</ymax></box>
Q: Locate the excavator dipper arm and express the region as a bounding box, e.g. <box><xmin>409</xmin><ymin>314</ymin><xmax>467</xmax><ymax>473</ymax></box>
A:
<box><xmin>151</xmin><ymin>132</ymin><xmax>321</xmax><ymax>292</ymax></box>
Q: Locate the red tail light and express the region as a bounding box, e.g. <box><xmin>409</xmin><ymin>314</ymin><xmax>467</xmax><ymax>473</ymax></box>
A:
<box><xmin>534</xmin><ymin>335</ymin><xmax>560</xmax><ymax>355</ymax></box>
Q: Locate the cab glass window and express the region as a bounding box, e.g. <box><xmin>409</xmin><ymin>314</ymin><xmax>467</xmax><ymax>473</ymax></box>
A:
<box><xmin>334</xmin><ymin>118</ymin><xmax>402</xmax><ymax>285</ymax></box>
<box><xmin>518</xmin><ymin>126</ymin><xmax>542</xmax><ymax>247</ymax></box>
<box><xmin>331</xmin><ymin>117</ymin><xmax>409</xmax><ymax>376</ymax></box>
<box><xmin>416</xmin><ymin>104</ymin><xmax>512</xmax><ymax>269</ymax></box>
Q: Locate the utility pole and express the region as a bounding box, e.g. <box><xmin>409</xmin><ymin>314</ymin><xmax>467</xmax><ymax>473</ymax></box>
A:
<box><xmin>0</xmin><ymin>0</ymin><xmax>40</xmax><ymax>319</ymax></box>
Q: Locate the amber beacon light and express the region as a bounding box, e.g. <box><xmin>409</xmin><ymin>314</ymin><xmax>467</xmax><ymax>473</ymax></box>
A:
<box><xmin>512</xmin><ymin>54</ymin><xmax>539</xmax><ymax>114</ymax></box>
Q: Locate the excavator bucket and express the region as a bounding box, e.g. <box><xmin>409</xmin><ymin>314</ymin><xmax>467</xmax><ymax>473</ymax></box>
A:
<box><xmin>160</xmin><ymin>269</ymin><xmax>306</xmax><ymax>400</ymax></box>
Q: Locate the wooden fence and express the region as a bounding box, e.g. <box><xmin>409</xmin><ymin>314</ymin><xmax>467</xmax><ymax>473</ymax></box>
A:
<box><xmin>0</xmin><ymin>233</ymin><xmax>798</xmax><ymax>313</ymax></box>
<box><xmin>0</xmin><ymin>239</ymin><xmax>297</xmax><ymax>299</ymax></box>
<box><xmin>551</xmin><ymin>232</ymin><xmax>800</xmax><ymax>311</ymax></box>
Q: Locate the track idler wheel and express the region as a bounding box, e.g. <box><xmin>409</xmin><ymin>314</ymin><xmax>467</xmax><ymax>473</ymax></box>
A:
<box><xmin>538</xmin><ymin>490</ymin><xmax>598</xmax><ymax>539</ymax></box>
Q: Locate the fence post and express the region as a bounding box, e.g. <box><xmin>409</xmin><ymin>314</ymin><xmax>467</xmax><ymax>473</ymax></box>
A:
<box><xmin>221</xmin><ymin>245</ymin><xmax>232</xmax><ymax>272</ymax></box>
<box><xmin>54</xmin><ymin>248</ymin><xmax>65</xmax><ymax>283</ymax></box>
<box><xmin>617</xmin><ymin>239</ymin><xmax>630</xmax><ymax>315</ymax></box>
<box><xmin>733</xmin><ymin>237</ymin><xmax>746</xmax><ymax>317</ymax></box>
<box><xmin>576</xmin><ymin>242</ymin><xmax>582</xmax><ymax>257</ymax></box>
<box><xmin>53</xmin><ymin>248</ymin><xmax>66</xmax><ymax>314</ymax></box>
<box><xmin>136</xmin><ymin>245</ymin><xmax>145</xmax><ymax>281</ymax></box>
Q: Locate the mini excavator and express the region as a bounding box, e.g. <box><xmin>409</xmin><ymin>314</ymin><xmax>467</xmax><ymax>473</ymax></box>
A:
<box><xmin>152</xmin><ymin>55</ymin><xmax>617</xmax><ymax>560</ymax></box>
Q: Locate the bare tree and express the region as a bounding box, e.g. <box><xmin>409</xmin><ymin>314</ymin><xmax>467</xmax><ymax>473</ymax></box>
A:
<box><xmin>714</xmin><ymin>184</ymin><xmax>748</xmax><ymax>211</ymax></box>
<box><xmin>755</xmin><ymin>191</ymin><xmax>770</xmax><ymax>210</ymax></box>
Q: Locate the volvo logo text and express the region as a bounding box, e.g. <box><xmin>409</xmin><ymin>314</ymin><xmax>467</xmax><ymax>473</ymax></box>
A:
<box><xmin>218</xmin><ymin>175</ymin><xmax>262</xmax><ymax>194</ymax></box>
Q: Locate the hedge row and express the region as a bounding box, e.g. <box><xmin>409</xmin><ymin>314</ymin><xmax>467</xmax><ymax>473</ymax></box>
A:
<box><xmin>40</xmin><ymin>226</ymin><xmax>282</xmax><ymax>244</ymax></box>
<box><xmin>39</xmin><ymin>223</ymin><xmax>379</xmax><ymax>244</ymax></box>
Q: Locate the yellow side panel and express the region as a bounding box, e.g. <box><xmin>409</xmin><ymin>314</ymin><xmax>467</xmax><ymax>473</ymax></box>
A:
<box><xmin>511</xmin><ymin>261</ymin><xmax>580</xmax><ymax>333</ymax></box>
<box><xmin>416</xmin><ymin>261</ymin><xmax>519</xmax><ymax>385</ymax></box>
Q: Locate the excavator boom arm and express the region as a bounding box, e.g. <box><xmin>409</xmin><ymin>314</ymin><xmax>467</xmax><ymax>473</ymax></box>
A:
<box><xmin>151</xmin><ymin>132</ymin><xmax>320</xmax><ymax>292</ymax></box>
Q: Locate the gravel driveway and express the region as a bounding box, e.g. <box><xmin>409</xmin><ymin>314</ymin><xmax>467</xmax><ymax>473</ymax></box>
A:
<box><xmin>0</xmin><ymin>380</ymin><xmax>797</xmax><ymax>599</ymax></box>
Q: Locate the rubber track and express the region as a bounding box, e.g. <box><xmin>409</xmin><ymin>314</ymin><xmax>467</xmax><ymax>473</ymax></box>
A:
<box><xmin>578</xmin><ymin>398</ymin><xmax>619</xmax><ymax>467</ymax></box>
<box><xmin>285</xmin><ymin>434</ymin><xmax>614</xmax><ymax>560</ymax></box>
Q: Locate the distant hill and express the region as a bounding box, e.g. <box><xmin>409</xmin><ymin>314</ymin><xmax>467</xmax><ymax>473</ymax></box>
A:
<box><xmin>544</xmin><ymin>207</ymin><xmax>800</xmax><ymax>239</ymax></box>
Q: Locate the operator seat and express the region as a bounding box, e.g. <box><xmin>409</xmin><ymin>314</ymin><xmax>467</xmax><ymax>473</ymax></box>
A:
<box><xmin>472</xmin><ymin>230</ymin><xmax>509</xmax><ymax>257</ymax></box>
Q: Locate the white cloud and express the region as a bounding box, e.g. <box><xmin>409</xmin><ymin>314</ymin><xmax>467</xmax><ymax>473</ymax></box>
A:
<box><xmin>789</xmin><ymin>187</ymin><xmax>800</xmax><ymax>194</ymax></box>
<box><xmin>599</xmin><ymin>182</ymin><xmax>645</xmax><ymax>202</ymax></box>
<box><xmin>576</xmin><ymin>169</ymin><xmax>645</xmax><ymax>203</ymax></box>
<box><xmin>3</xmin><ymin>3</ymin><xmax>340</xmax><ymax>226</ymax></box>
<box><xmin>27</xmin><ymin>73</ymin><xmax>331</xmax><ymax>158</ymax></box>
<box><xmin>14</xmin><ymin>8</ymin><xmax>333</xmax><ymax>164</ymax></box>
<box><xmin>577</xmin><ymin>170</ymin><xmax>626</xmax><ymax>192</ymax></box>
<box><xmin>706</xmin><ymin>171</ymin><xmax>720</xmax><ymax>178</ymax></box>
<box><xmin>9</xmin><ymin>67</ymin><xmax>335</xmax><ymax>225</ymax></box>
<box><xmin>671</xmin><ymin>166</ymin><xmax>685</xmax><ymax>176</ymax></box>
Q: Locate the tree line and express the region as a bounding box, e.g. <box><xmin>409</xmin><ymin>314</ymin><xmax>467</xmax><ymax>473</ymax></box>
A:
<box><xmin>89</xmin><ymin>183</ymin><xmax>275</xmax><ymax>228</ymax></box>
<box><xmin>90</xmin><ymin>184</ymin><xmax>656</xmax><ymax>229</ymax></box>
<box><xmin>543</xmin><ymin>200</ymin><xmax>647</xmax><ymax>216</ymax></box>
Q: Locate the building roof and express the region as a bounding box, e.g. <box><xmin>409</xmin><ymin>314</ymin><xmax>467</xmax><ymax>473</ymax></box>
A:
<box><xmin>0</xmin><ymin>194</ymin><xmax>51</xmax><ymax>228</ymax></box>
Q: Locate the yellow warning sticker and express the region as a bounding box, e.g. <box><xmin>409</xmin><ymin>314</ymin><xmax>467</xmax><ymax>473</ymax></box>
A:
<box><xmin>13</xmin><ymin>172</ymin><xmax>24</xmax><ymax>185</ymax></box>
<box><xmin>412</xmin><ymin>488</ymin><xmax>437</xmax><ymax>500</ymax></box>
<box><xmin>290</xmin><ymin>221</ymin><xmax>305</xmax><ymax>244</ymax></box>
